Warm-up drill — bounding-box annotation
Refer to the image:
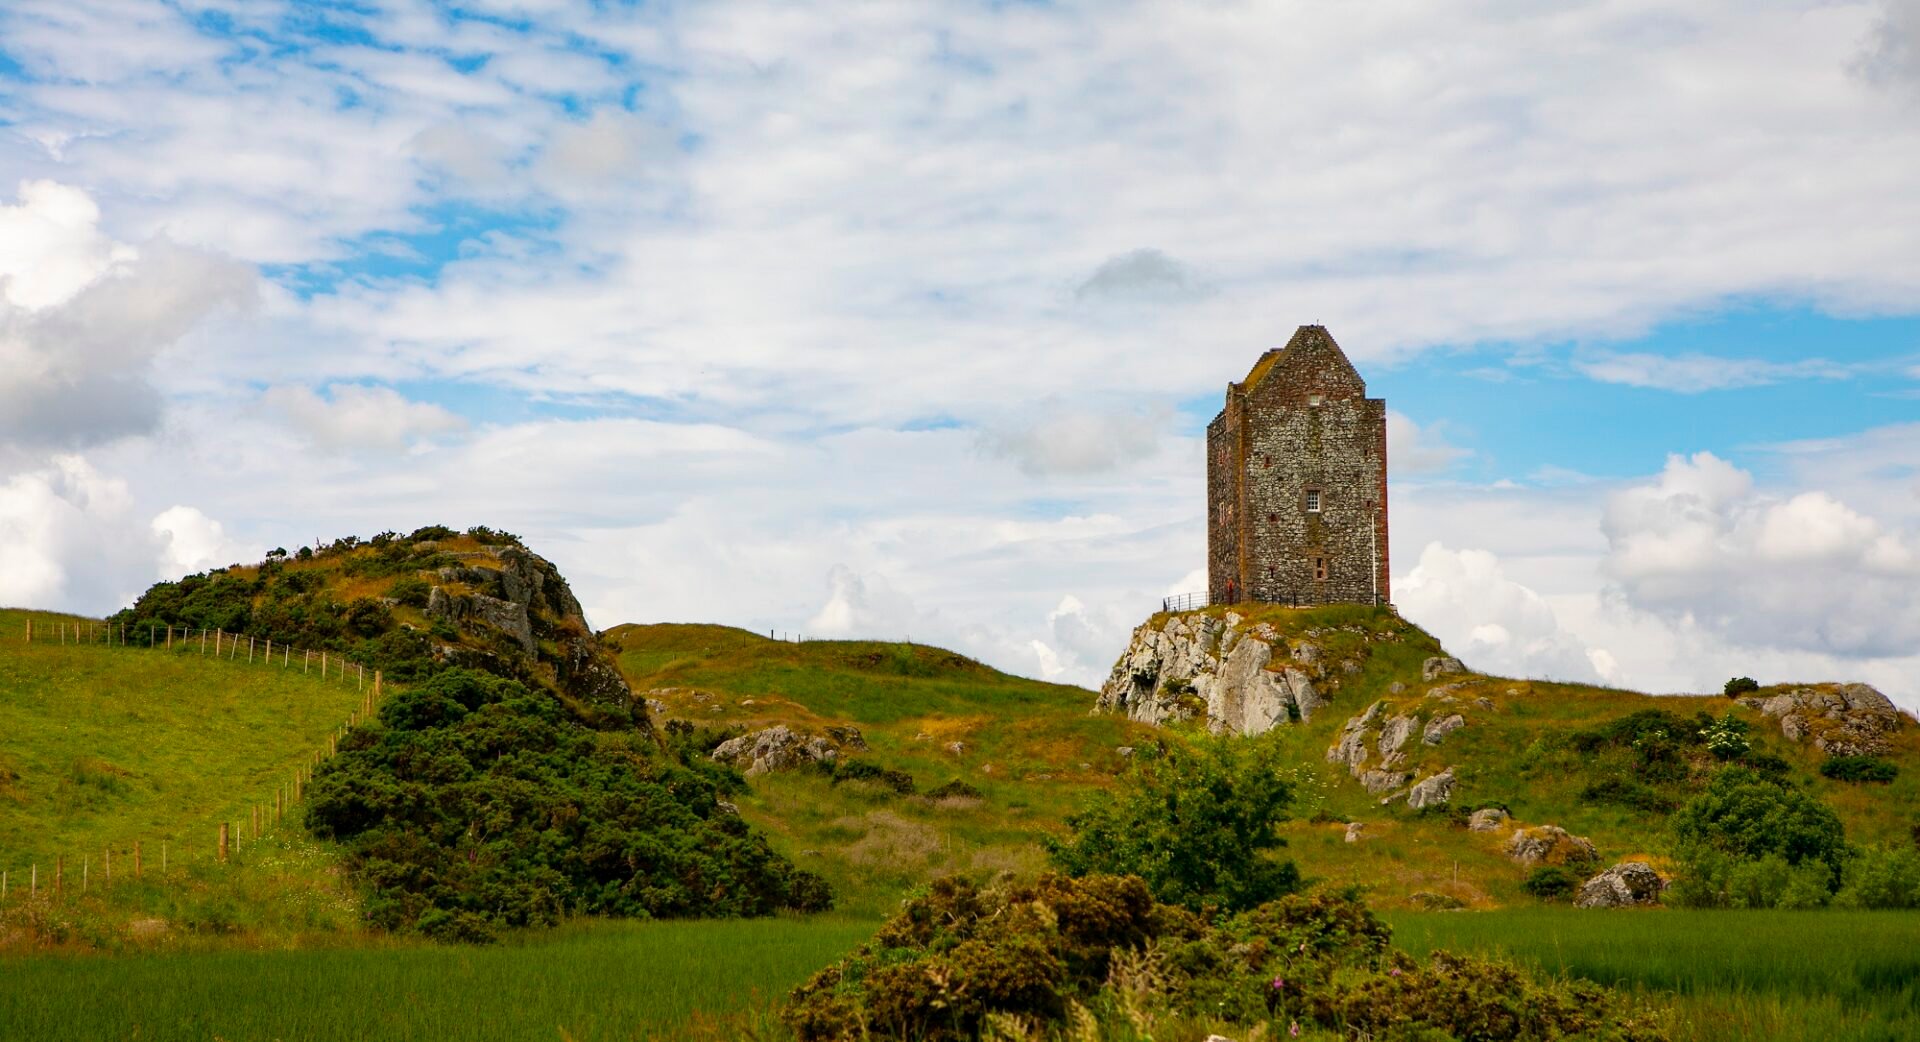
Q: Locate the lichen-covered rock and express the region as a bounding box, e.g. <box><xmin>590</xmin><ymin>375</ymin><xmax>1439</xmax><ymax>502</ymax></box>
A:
<box><xmin>1344</xmin><ymin>822</ymin><xmax>1369</xmax><ymax>843</ymax></box>
<box><xmin>825</xmin><ymin>725</ymin><xmax>868</xmax><ymax>750</ymax></box>
<box><xmin>1468</xmin><ymin>807</ymin><xmax>1509</xmax><ymax>832</ymax></box>
<box><xmin>1422</xmin><ymin>713</ymin><xmax>1466</xmax><ymax>746</ymax></box>
<box><xmin>1377</xmin><ymin>714</ymin><xmax>1420</xmax><ymax>760</ymax></box>
<box><xmin>1359</xmin><ymin>769</ymin><xmax>1411</xmax><ymax>795</ymax></box>
<box><xmin>1326</xmin><ymin>700</ymin><xmax>1383</xmax><ymax>770</ymax></box>
<box><xmin>712</xmin><ymin>725</ymin><xmax>840</xmax><ymax>776</ymax></box>
<box><xmin>1405</xmin><ymin>766</ymin><xmax>1456</xmax><ymax>809</ymax></box>
<box><xmin>1099</xmin><ymin>611</ymin><xmax>1339</xmax><ymax>735</ymax></box>
<box><xmin>1423</xmin><ymin>656</ymin><xmax>1466</xmax><ymax>681</ymax></box>
<box><xmin>1739</xmin><ymin>684</ymin><xmax>1903</xmax><ymax>756</ymax></box>
<box><xmin>1575</xmin><ymin>862</ymin><xmax>1664</xmax><ymax>908</ymax></box>
<box><xmin>1505</xmin><ymin>825</ymin><xmax>1599</xmax><ymax>867</ymax></box>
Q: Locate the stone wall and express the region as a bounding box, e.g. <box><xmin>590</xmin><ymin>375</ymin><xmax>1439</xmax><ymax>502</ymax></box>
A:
<box><xmin>1208</xmin><ymin>326</ymin><xmax>1388</xmax><ymax>607</ymax></box>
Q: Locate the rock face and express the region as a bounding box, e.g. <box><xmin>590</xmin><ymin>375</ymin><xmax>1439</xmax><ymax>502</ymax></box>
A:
<box><xmin>711</xmin><ymin>725</ymin><xmax>842</xmax><ymax>776</ymax></box>
<box><xmin>1468</xmin><ymin>808</ymin><xmax>1509</xmax><ymax>832</ymax></box>
<box><xmin>1423</xmin><ymin>656</ymin><xmax>1466</xmax><ymax>681</ymax></box>
<box><xmin>1098</xmin><ymin>612</ymin><xmax>1333</xmax><ymax>735</ymax></box>
<box><xmin>423</xmin><ymin>542</ymin><xmax>638</xmax><ymax>726</ymax></box>
<box><xmin>1422</xmin><ymin>713</ymin><xmax>1466</xmax><ymax>746</ymax></box>
<box><xmin>1739</xmin><ymin>684</ymin><xmax>1904</xmax><ymax>756</ymax></box>
<box><xmin>1405</xmin><ymin>766</ymin><xmax>1456</xmax><ymax>809</ymax></box>
<box><xmin>1575</xmin><ymin>862</ymin><xmax>1664</xmax><ymax>908</ymax></box>
<box><xmin>1505</xmin><ymin>825</ymin><xmax>1599</xmax><ymax>867</ymax></box>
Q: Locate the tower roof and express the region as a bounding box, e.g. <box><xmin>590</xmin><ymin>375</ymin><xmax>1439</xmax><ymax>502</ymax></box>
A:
<box><xmin>1237</xmin><ymin>325</ymin><xmax>1363</xmax><ymax>394</ymax></box>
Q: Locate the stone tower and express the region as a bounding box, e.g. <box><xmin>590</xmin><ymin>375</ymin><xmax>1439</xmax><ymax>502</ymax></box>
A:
<box><xmin>1206</xmin><ymin>325</ymin><xmax>1389</xmax><ymax>607</ymax></box>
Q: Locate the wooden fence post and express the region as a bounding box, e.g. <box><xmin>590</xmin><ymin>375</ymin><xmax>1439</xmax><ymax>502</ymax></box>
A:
<box><xmin>166</xmin><ymin>626</ymin><xmax>173</xmax><ymax>650</ymax></box>
<box><xmin>304</xmin><ymin>649</ymin><xmax>310</xmax><ymax>674</ymax></box>
<box><xmin>24</xmin><ymin>618</ymin><xmax>31</xmax><ymax>642</ymax></box>
<box><xmin>134</xmin><ymin>840</ymin><xmax>142</xmax><ymax>880</ymax></box>
<box><xmin>218</xmin><ymin>823</ymin><xmax>229</xmax><ymax>863</ymax></box>
<box><xmin>252</xmin><ymin>804</ymin><xmax>260</xmax><ymax>839</ymax></box>
<box><xmin>55</xmin><ymin>856</ymin><xmax>62</xmax><ymax>899</ymax></box>
<box><xmin>104</xmin><ymin>848</ymin><xmax>110</xmax><ymax>887</ymax></box>
<box><xmin>248</xmin><ymin>636</ymin><xmax>255</xmax><ymax>663</ymax></box>
<box><xmin>82</xmin><ymin>856</ymin><xmax>88</xmax><ymax>892</ymax></box>
<box><xmin>162</xmin><ymin>841</ymin><xmax>167</xmax><ymax>875</ymax></box>
<box><xmin>30</xmin><ymin>864</ymin><xmax>35</xmax><ymax>898</ymax></box>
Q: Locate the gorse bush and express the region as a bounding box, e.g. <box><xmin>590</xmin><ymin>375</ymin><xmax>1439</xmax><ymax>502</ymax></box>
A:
<box><xmin>1724</xmin><ymin>676</ymin><xmax>1760</xmax><ymax>697</ymax></box>
<box><xmin>306</xmin><ymin>669</ymin><xmax>830</xmax><ymax>941</ymax></box>
<box><xmin>1520</xmin><ymin>866</ymin><xmax>1579</xmax><ymax>900</ymax></box>
<box><xmin>1044</xmin><ymin>736</ymin><xmax>1299</xmax><ymax>912</ymax></box>
<box><xmin>1821</xmin><ymin>755</ymin><xmax>1899</xmax><ymax>783</ymax></box>
<box><xmin>783</xmin><ymin>874</ymin><xmax>1669</xmax><ymax>1042</ymax></box>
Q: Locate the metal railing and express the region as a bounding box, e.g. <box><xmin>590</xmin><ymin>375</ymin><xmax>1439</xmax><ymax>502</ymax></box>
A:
<box><xmin>1161</xmin><ymin>592</ymin><xmax>1208</xmax><ymax>613</ymax></box>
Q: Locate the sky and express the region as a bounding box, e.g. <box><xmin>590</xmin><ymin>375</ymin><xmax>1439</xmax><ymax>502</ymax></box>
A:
<box><xmin>2</xmin><ymin>0</ymin><xmax>1919</xmax><ymax>706</ymax></box>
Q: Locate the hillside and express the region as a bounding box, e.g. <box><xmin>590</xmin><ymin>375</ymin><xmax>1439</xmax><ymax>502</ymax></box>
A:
<box><xmin>619</xmin><ymin>604</ymin><xmax>1920</xmax><ymax>913</ymax></box>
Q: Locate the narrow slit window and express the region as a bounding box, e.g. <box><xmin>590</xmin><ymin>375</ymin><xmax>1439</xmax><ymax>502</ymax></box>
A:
<box><xmin>1314</xmin><ymin>557</ymin><xmax>1328</xmax><ymax>581</ymax></box>
<box><xmin>1305</xmin><ymin>489</ymin><xmax>1322</xmax><ymax>513</ymax></box>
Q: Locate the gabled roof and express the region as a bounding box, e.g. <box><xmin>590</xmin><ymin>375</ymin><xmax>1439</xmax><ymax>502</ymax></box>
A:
<box><xmin>1238</xmin><ymin>324</ymin><xmax>1365</xmax><ymax>395</ymax></box>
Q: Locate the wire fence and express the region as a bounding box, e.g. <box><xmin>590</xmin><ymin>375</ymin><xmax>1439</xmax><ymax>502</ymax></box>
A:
<box><xmin>1</xmin><ymin>612</ymin><xmax>387</xmax><ymax>910</ymax></box>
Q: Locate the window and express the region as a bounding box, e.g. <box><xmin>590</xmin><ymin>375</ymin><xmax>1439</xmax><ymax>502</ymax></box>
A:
<box><xmin>1314</xmin><ymin>557</ymin><xmax>1328</xmax><ymax>581</ymax></box>
<box><xmin>1305</xmin><ymin>489</ymin><xmax>1322</xmax><ymax>513</ymax></box>
<box><xmin>1267</xmin><ymin>513</ymin><xmax>1277</xmax><ymax>523</ymax></box>
<box><xmin>1308</xmin><ymin>393</ymin><xmax>1323</xmax><ymax>407</ymax></box>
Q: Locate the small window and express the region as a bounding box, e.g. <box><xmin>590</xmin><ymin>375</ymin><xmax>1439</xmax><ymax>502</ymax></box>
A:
<box><xmin>1308</xmin><ymin>393</ymin><xmax>1323</xmax><ymax>407</ymax></box>
<box><xmin>1314</xmin><ymin>557</ymin><xmax>1328</xmax><ymax>581</ymax></box>
<box><xmin>1267</xmin><ymin>513</ymin><xmax>1277</xmax><ymax>523</ymax></box>
<box><xmin>1305</xmin><ymin>489</ymin><xmax>1322</xmax><ymax>513</ymax></box>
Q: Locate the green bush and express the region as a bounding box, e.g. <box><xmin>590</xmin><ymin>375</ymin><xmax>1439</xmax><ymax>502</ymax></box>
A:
<box><xmin>1836</xmin><ymin>845</ymin><xmax>1920</xmax><ymax>909</ymax></box>
<box><xmin>1724</xmin><ymin>676</ymin><xmax>1760</xmax><ymax>697</ymax></box>
<box><xmin>1044</xmin><ymin>735</ymin><xmax>1298</xmax><ymax>912</ymax></box>
<box><xmin>783</xmin><ymin>875</ymin><xmax>1668</xmax><ymax>1042</ymax></box>
<box><xmin>306</xmin><ymin>669</ymin><xmax>830</xmax><ymax>940</ymax></box>
<box><xmin>1697</xmin><ymin>712</ymin><xmax>1751</xmax><ymax>760</ymax></box>
<box><xmin>1821</xmin><ymin>755</ymin><xmax>1899</xmax><ymax>783</ymax></box>
<box><xmin>925</xmin><ymin>779</ymin><xmax>983</xmax><ymax>800</ymax></box>
<box><xmin>1520</xmin><ymin>866</ymin><xmax>1579</xmax><ymax>900</ymax></box>
<box><xmin>1667</xmin><ymin>766</ymin><xmax>1847</xmax><ymax>908</ymax></box>
<box><xmin>831</xmin><ymin>759</ymin><xmax>916</xmax><ymax>795</ymax></box>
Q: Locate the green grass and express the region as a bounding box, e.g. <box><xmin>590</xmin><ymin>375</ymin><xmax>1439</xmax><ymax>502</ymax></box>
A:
<box><xmin>0</xmin><ymin>915</ymin><xmax>873</xmax><ymax>1041</ymax></box>
<box><xmin>1389</xmin><ymin>909</ymin><xmax>1920</xmax><ymax>1042</ymax></box>
<box><xmin>0</xmin><ymin>608</ymin><xmax>368</xmax><ymax>874</ymax></box>
<box><xmin>612</xmin><ymin>623</ymin><xmax>1160</xmax><ymax>917</ymax></box>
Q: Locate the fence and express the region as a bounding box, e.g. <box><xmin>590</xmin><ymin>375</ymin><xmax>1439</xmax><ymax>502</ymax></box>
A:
<box><xmin>2</xmin><ymin>612</ymin><xmax>387</xmax><ymax>910</ymax></box>
<box><xmin>1161</xmin><ymin>592</ymin><xmax>1208</xmax><ymax>613</ymax></box>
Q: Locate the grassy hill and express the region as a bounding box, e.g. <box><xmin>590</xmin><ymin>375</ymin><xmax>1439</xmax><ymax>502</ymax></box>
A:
<box><xmin>613</xmin><ymin>606</ymin><xmax>1920</xmax><ymax>914</ymax></box>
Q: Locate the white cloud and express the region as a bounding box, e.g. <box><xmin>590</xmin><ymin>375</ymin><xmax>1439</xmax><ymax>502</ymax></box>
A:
<box><xmin>1573</xmin><ymin>352</ymin><xmax>1857</xmax><ymax>392</ymax></box>
<box><xmin>1387</xmin><ymin>411</ymin><xmax>1469</xmax><ymax>474</ymax></box>
<box><xmin>263</xmin><ymin>384</ymin><xmax>467</xmax><ymax>453</ymax></box>
<box><xmin>1602</xmin><ymin>452</ymin><xmax>1920</xmax><ymax>658</ymax></box>
<box><xmin>977</xmin><ymin>402</ymin><xmax>1172</xmax><ymax>476</ymax></box>
<box><xmin>1396</xmin><ymin>541</ymin><xmax>1606</xmax><ymax>684</ymax></box>
<box><xmin>152</xmin><ymin>504</ymin><xmax>246</xmax><ymax>577</ymax></box>
<box><xmin>1074</xmin><ymin>249</ymin><xmax>1207</xmax><ymax>303</ymax></box>
<box><xmin>1853</xmin><ymin>0</ymin><xmax>1920</xmax><ymax>90</ymax></box>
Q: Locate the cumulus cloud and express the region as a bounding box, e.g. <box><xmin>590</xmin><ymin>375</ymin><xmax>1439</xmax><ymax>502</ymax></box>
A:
<box><xmin>0</xmin><ymin>182</ymin><xmax>253</xmax><ymax>447</ymax></box>
<box><xmin>1602</xmin><ymin>452</ymin><xmax>1920</xmax><ymax>657</ymax></box>
<box><xmin>538</xmin><ymin>109</ymin><xmax>679</xmax><ymax>190</ymax></box>
<box><xmin>263</xmin><ymin>384</ymin><xmax>467</xmax><ymax>452</ymax></box>
<box><xmin>1396</xmin><ymin>542</ymin><xmax>1609</xmax><ymax>684</ymax></box>
<box><xmin>978</xmin><ymin>402</ymin><xmax>1170</xmax><ymax>476</ymax></box>
<box><xmin>1387</xmin><ymin>411</ymin><xmax>1469</xmax><ymax>474</ymax></box>
<box><xmin>1074</xmin><ymin>249</ymin><xmax>1208</xmax><ymax>303</ymax></box>
<box><xmin>1853</xmin><ymin>0</ymin><xmax>1920</xmax><ymax>90</ymax></box>
<box><xmin>0</xmin><ymin>457</ymin><xmax>244</xmax><ymax>611</ymax></box>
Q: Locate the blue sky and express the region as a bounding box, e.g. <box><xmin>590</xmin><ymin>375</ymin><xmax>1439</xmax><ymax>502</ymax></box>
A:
<box><xmin>2</xmin><ymin>0</ymin><xmax>1919</xmax><ymax>705</ymax></box>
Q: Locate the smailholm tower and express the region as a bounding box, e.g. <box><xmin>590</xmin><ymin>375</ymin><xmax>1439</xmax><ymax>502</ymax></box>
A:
<box><xmin>1206</xmin><ymin>325</ymin><xmax>1389</xmax><ymax>607</ymax></box>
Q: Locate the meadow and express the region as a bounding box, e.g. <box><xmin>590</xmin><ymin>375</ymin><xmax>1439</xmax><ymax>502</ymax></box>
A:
<box><xmin>0</xmin><ymin>916</ymin><xmax>874</xmax><ymax>1041</ymax></box>
<box><xmin>1390</xmin><ymin>909</ymin><xmax>1920</xmax><ymax>1042</ymax></box>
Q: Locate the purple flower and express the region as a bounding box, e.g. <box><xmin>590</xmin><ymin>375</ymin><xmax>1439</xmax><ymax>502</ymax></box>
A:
<box><xmin>1390</xmin><ymin>968</ymin><xmax>1402</xmax><ymax>977</ymax></box>
<box><xmin>1290</xmin><ymin>1021</ymin><xmax>1302</xmax><ymax>1038</ymax></box>
<box><xmin>1271</xmin><ymin>976</ymin><xmax>1285</xmax><ymax>990</ymax></box>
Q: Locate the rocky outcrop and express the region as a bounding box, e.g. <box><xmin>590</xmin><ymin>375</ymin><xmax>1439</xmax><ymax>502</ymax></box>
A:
<box><xmin>711</xmin><ymin>725</ymin><xmax>843</xmax><ymax>776</ymax></box>
<box><xmin>1359</xmin><ymin>768</ymin><xmax>1411</xmax><ymax>795</ymax></box>
<box><xmin>1423</xmin><ymin>656</ymin><xmax>1466</xmax><ymax>681</ymax></box>
<box><xmin>1505</xmin><ymin>825</ymin><xmax>1599</xmax><ymax>867</ymax></box>
<box><xmin>1575</xmin><ymin>862</ymin><xmax>1664</xmax><ymax>908</ymax></box>
<box><xmin>1405</xmin><ymin>766</ymin><xmax>1456</xmax><ymax>809</ymax></box>
<box><xmin>1099</xmin><ymin>611</ymin><xmax>1332</xmax><ymax>735</ymax></box>
<box><xmin>423</xmin><ymin>542</ymin><xmax>638</xmax><ymax>727</ymax></box>
<box><xmin>1422</xmin><ymin>713</ymin><xmax>1466</xmax><ymax>746</ymax></box>
<box><xmin>1344</xmin><ymin>822</ymin><xmax>1369</xmax><ymax>843</ymax></box>
<box><xmin>1468</xmin><ymin>808</ymin><xmax>1509</xmax><ymax>832</ymax></box>
<box><xmin>1739</xmin><ymin>684</ymin><xmax>1904</xmax><ymax>756</ymax></box>
<box><xmin>1327</xmin><ymin>701</ymin><xmax>1383</xmax><ymax>771</ymax></box>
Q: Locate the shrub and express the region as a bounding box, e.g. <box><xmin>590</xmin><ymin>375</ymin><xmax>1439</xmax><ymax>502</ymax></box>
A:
<box><xmin>1667</xmin><ymin>766</ymin><xmax>1846</xmax><ymax>907</ymax></box>
<box><xmin>784</xmin><ymin>875</ymin><xmax>1668</xmax><ymax>1042</ymax></box>
<box><xmin>1044</xmin><ymin>735</ymin><xmax>1299</xmax><ymax>912</ymax></box>
<box><xmin>1724</xmin><ymin>676</ymin><xmax>1760</xmax><ymax>697</ymax></box>
<box><xmin>306</xmin><ymin>669</ymin><xmax>830</xmax><ymax>938</ymax></box>
<box><xmin>925</xmin><ymin>779</ymin><xmax>983</xmax><ymax>800</ymax></box>
<box><xmin>1836</xmin><ymin>845</ymin><xmax>1920</xmax><ymax>909</ymax></box>
<box><xmin>1698</xmin><ymin>712</ymin><xmax>1751</xmax><ymax>760</ymax></box>
<box><xmin>1521</xmin><ymin>866</ymin><xmax>1579</xmax><ymax>900</ymax></box>
<box><xmin>832</xmin><ymin>759</ymin><xmax>916</xmax><ymax>796</ymax></box>
<box><xmin>1821</xmin><ymin>755</ymin><xmax>1899</xmax><ymax>784</ymax></box>
<box><xmin>1579</xmin><ymin>777</ymin><xmax>1677</xmax><ymax>814</ymax></box>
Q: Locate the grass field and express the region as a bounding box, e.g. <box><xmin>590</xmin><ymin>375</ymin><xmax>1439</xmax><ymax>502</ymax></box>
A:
<box><xmin>1390</xmin><ymin>909</ymin><xmax>1920</xmax><ymax>1042</ymax></box>
<box><xmin>0</xmin><ymin>915</ymin><xmax>873</xmax><ymax>1041</ymax></box>
<box><xmin>0</xmin><ymin>608</ymin><xmax>369</xmax><ymax>882</ymax></box>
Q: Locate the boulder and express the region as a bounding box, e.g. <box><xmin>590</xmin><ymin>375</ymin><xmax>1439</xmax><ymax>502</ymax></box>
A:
<box><xmin>1343</xmin><ymin>822</ymin><xmax>1368</xmax><ymax>843</ymax></box>
<box><xmin>1740</xmin><ymin>684</ymin><xmax>1903</xmax><ymax>757</ymax></box>
<box><xmin>1377</xmin><ymin>714</ymin><xmax>1420</xmax><ymax>759</ymax></box>
<box><xmin>1359</xmin><ymin>769</ymin><xmax>1411</xmax><ymax>795</ymax></box>
<box><xmin>825</xmin><ymin>725</ymin><xmax>868</xmax><ymax>750</ymax></box>
<box><xmin>1575</xmin><ymin>862</ymin><xmax>1665</xmax><ymax>908</ymax></box>
<box><xmin>1422</xmin><ymin>713</ymin><xmax>1467</xmax><ymax>746</ymax></box>
<box><xmin>1505</xmin><ymin>825</ymin><xmax>1598</xmax><ymax>867</ymax></box>
<box><xmin>1467</xmin><ymin>807</ymin><xmax>1509</xmax><ymax>832</ymax></box>
<box><xmin>1405</xmin><ymin>766</ymin><xmax>1456</xmax><ymax>809</ymax></box>
<box><xmin>711</xmin><ymin>725</ymin><xmax>839</xmax><ymax>776</ymax></box>
<box><xmin>1423</xmin><ymin>656</ymin><xmax>1466</xmax><ymax>681</ymax></box>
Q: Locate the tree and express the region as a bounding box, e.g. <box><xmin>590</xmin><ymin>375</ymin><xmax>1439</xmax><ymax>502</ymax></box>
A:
<box><xmin>1723</xmin><ymin>676</ymin><xmax>1760</xmax><ymax>697</ymax></box>
<box><xmin>1044</xmin><ymin>736</ymin><xmax>1298</xmax><ymax>912</ymax></box>
<box><xmin>1668</xmin><ymin>766</ymin><xmax>1846</xmax><ymax>907</ymax></box>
